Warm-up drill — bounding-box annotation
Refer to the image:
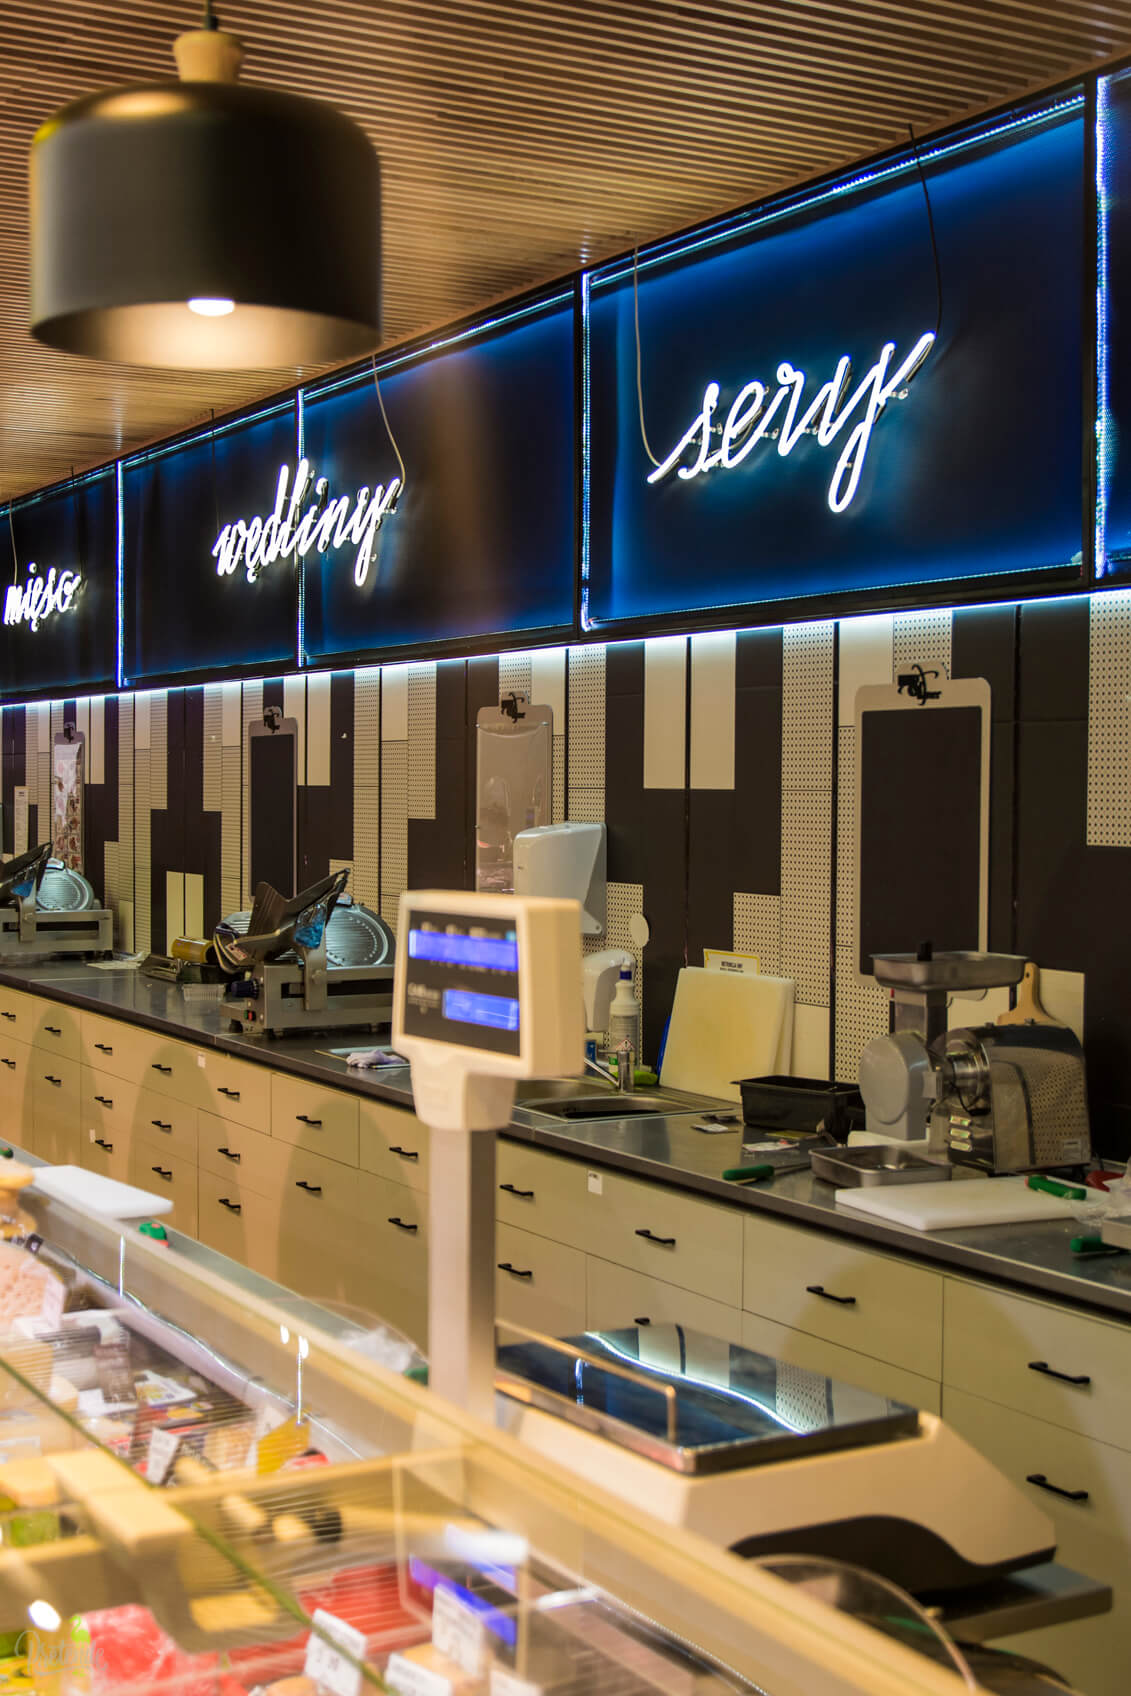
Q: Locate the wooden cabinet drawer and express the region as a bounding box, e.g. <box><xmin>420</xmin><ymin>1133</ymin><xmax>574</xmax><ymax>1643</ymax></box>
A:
<box><xmin>271</xmin><ymin>1074</ymin><xmax>358</xmax><ymax>1167</ymax></box>
<box><xmin>365</xmin><ymin>1180</ymin><xmax>428</xmax><ymax>1349</ymax></box>
<box><xmin>586</xmin><ymin>1258</ymin><xmax>743</xmax><ymax>1343</ymax></box>
<box><xmin>198</xmin><ymin>1113</ymin><xmax>277</xmax><ymax>1196</ymax></box>
<box><xmin>31</xmin><ymin>1054</ymin><xmax>81</xmax><ymax>1166</ymax></box>
<box><xmin>496</xmin><ymin>1224</ymin><xmax>587</xmax><ymax>1341</ymax></box>
<box><xmin>741</xmin><ymin>1311</ymin><xmax>941</xmax><ymax>1414</ymax></box>
<box><xmin>80</xmin><ymin>1129</ymin><xmax>126</xmax><ymax>1184</ymax></box>
<box><xmin>359</xmin><ymin>1098</ymin><xmax>430</xmax><ymax>1192</ymax></box>
<box><xmin>29</xmin><ymin>1000</ymin><xmax>81</xmax><ymax>1063</ymax></box>
<box><xmin>495</xmin><ymin>1141</ymin><xmax>594</xmax><ymax>1246</ymax></box>
<box><xmin>80</xmin><ymin>1012</ymin><xmax>172</xmax><ymax>1085</ymax></box>
<box><xmin>0</xmin><ymin>1034</ymin><xmax>35</xmax><ymax>1154</ymax></box>
<box><xmin>743</xmin><ymin>1213</ymin><xmax>942</xmax><ymax>1380</ymax></box>
<box><xmin>0</xmin><ymin>987</ymin><xmax>36</xmax><ymax>1043</ymax></box>
<box><xmin>80</xmin><ymin>1066</ymin><xmax>140</xmax><ymax>1136</ymax></box>
<box><xmin>198</xmin><ymin>1169</ymin><xmax>278</xmax><ymax>1278</ymax></box>
<box><xmin>197</xmin><ymin>1050</ymin><xmax>271</xmax><ymax>1132</ymax></box>
<box><xmin>590</xmin><ymin>1171</ymin><xmax>742</xmax><ymax>1305</ymax></box>
<box><xmin>135</xmin><ymin>1085</ymin><xmax>196</xmax><ymax>1160</ymax></box>
<box><xmin>128</xmin><ymin>1136</ymin><xmax>197</xmax><ymax>1237</ymax></box>
<box><xmin>944</xmin><ymin>1278</ymin><xmax>1131</xmax><ymax>1454</ymax></box>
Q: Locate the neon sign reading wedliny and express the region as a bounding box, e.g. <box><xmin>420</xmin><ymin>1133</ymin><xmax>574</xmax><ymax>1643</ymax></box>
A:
<box><xmin>211</xmin><ymin>458</ymin><xmax>401</xmax><ymax>588</ymax></box>
<box><xmin>647</xmin><ymin>333</ymin><xmax>935</xmax><ymax>512</ymax></box>
<box><xmin>3</xmin><ymin>564</ymin><xmax>82</xmax><ymax>632</ymax></box>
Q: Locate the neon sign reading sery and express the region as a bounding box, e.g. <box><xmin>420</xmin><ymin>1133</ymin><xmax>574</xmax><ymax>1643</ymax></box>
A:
<box><xmin>647</xmin><ymin>333</ymin><xmax>935</xmax><ymax>512</ymax></box>
<box><xmin>211</xmin><ymin>458</ymin><xmax>401</xmax><ymax>588</ymax></box>
<box><xmin>3</xmin><ymin>563</ymin><xmax>82</xmax><ymax>632</ymax></box>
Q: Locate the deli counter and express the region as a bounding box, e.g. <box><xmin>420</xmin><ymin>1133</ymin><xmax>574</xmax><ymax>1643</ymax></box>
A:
<box><xmin>0</xmin><ymin>1159</ymin><xmax>1038</xmax><ymax>1696</ymax></box>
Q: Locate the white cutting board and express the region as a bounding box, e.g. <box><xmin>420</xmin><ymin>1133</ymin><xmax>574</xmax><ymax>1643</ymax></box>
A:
<box><xmin>659</xmin><ymin>966</ymin><xmax>794</xmax><ymax>1102</ymax></box>
<box><xmin>835</xmin><ymin>1175</ymin><xmax>1091</xmax><ymax>1232</ymax></box>
<box><xmin>31</xmin><ymin>1165</ymin><xmax>174</xmax><ymax>1221</ymax></box>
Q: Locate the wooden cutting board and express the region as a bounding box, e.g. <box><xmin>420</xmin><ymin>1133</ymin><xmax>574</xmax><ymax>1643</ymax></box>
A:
<box><xmin>659</xmin><ymin>967</ymin><xmax>794</xmax><ymax>1102</ymax></box>
<box><xmin>997</xmin><ymin>961</ymin><xmax>1064</xmax><ymax>1027</ymax></box>
<box><xmin>835</xmin><ymin>1175</ymin><xmax>1089</xmax><ymax>1232</ymax></box>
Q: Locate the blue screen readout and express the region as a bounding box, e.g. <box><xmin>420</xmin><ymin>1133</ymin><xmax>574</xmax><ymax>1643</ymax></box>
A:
<box><xmin>409</xmin><ymin>928</ymin><xmax>518</xmax><ymax>971</ymax></box>
<box><xmin>442</xmin><ymin>988</ymin><xmax>521</xmax><ymax>1032</ymax></box>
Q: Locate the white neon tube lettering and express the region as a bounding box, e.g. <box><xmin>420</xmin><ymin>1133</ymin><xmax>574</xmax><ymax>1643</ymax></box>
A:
<box><xmin>3</xmin><ymin>564</ymin><xmax>82</xmax><ymax>632</ymax></box>
<box><xmin>647</xmin><ymin>333</ymin><xmax>935</xmax><ymax>512</ymax></box>
<box><xmin>210</xmin><ymin>459</ymin><xmax>402</xmax><ymax>588</ymax></box>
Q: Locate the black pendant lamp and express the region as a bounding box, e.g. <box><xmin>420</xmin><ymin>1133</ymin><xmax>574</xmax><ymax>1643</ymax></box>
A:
<box><xmin>29</xmin><ymin>9</ymin><xmax>380</xmax><ymax>369</ymax></box>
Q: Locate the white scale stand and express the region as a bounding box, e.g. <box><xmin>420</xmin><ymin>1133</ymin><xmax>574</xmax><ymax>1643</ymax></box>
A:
<box><xmin>393</xmin><ymin>890</ymin><xmax>584</xmax><ymax>1420</ymax></box>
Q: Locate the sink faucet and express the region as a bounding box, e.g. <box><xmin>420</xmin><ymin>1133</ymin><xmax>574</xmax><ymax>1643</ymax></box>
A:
<box><xmin>585</xmin><ymin>1040</ymin><xmax>635</xmax><ymax>1093</ymax></box>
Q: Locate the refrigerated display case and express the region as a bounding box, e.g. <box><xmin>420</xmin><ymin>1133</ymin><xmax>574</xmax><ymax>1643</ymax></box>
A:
<box><xmin>0</xmin><ymin>1172</ymin><xmax>1057</xmax><ymax>1696</ymax></box>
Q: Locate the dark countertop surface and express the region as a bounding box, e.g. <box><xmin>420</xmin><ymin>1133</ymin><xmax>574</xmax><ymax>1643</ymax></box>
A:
<box><xmin>5</xmin><ymin>959</ymin><xmax>1131</xmax><ymax>1325</ymax></box>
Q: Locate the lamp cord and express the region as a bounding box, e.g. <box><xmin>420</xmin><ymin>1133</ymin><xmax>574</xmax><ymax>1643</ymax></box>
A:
<box><xmin>372</xmin><ymin>357</ymin><xmax>407</xmax><ymax>489</ymax></box>
<box><xmin>632</xmin><ymin>246</ymin><xmax>661</xmax><ymax>468</ymax></box>
<box><xmin>203</xmin><ymin>0</ymin><xmax>217</xmax><ymax>29</ymax></box>
<box><xmin>8</xmin><ymin>501</ymin><xmax>17</xmax><ymax>587</ymax></box>
<box><xmin>908</xmin><ymin>123</ymin><xmax>943</xmax><ymax>338</ymax></box>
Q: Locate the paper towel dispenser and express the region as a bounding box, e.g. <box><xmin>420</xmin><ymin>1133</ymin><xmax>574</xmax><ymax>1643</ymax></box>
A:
<box><xmin>514</xmin><ymin>821</ymin><xmax>606</xmax><ymax>936</ymax></box>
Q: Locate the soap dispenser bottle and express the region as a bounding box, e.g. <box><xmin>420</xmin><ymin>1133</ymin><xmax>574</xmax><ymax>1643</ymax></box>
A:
<box><xmin>607</xmin><ymin>967</ymin><xmax>641</xmax><ymax>1063</ymax></box>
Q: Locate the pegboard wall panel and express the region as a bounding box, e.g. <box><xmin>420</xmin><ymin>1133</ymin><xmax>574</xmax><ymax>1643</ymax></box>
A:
<box><xmin>203</xmin><ymin>684</ymin><xmax>223</xmax><ymax>813</ymax></box>
<box><xmin>552</xmin><ymin>734</ymin><xmax>566</xmax><ymax>823</ymax></box>
<box><xmin>498</xmin><ymin>653</ymin><xmax>534</xmax><ymax>701</ymax></box>
<box><xmin>780</xmin><ymin>791</ymin><xmax>832</xmax><ymax>1007</ymax></box>
<box><xmin>733</xmin><ymin>893</ymin><xmax>782</xmax><ymax>975</ymax></box>
<box><xmin>380</xmin><ymin>739</ymin><xmax>408</xmax><ymax>928</ymax></box>
<box><xmin>835</xmin><ymin>947</ymin><xmax>891</xmax><ymax>1081</ymax></box>
<box><xmin>568</xmin><ymin>644</ymin><xmax>606</xmax><ymax>805</ymax></box>
<box><xmin>835</xmin><ymin>726</ymin><xmax>857</xmax><ymax>951</ymax></box>
<box><xmin>584</xmin><ymin>880</ymin><xmax>646</xmax><ymax>1046</ymax></box>
<box><xmin>1088</xmin><ymin>591</ymin><xmax>1131</xmax><ymax>846</ymax></box>
<box><xmin>893</xmin><ymin>610</ymin><xmax>952</xmax><ymax>681</ymax></box>
<box><xmin>354</xmin><ymin>670</ymin><xmax>381</xmax><ymax>789</ymax></box>
<box><xmin>782</xmin><ymin>621</ymin><xmax>834</xmax><ymax>789</ymax></box>
<box><xmin>407</xmin><ymin>662</ymin><xmax>436</xmax><ymax>821</ymax></box>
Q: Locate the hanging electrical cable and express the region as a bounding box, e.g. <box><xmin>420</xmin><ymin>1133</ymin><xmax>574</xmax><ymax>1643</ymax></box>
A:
<box><xmin>632</xmin><ymin>247</ymin><xmax>662</xmax><ymax>469</ymax></box>
<box><xmin>908</xmin><ymin>123</ymin><xmax>944</xmax><ymax>338</ymax></box>
<box><xmin>373</xmin><ymin>356</ymin><xmax>407</xmax><ymax>499</ymax></box>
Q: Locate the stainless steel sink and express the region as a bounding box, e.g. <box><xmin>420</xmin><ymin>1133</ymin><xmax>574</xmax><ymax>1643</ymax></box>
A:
<box><xmin>520</xmin><ymin>1091</ymin><xmax>668</xmax><ymax>1119</ymax></box>
<box><xmin>513</xmin><ymin>1077</ymin><xmax>616</xmax><ymax>1102</ymax></box>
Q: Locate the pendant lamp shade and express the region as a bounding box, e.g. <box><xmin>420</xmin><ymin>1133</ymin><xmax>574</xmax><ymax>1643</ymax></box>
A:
<box><xmin>29</xmin><ymin>28</ymin><xmax>381</xmax><ymax>370</ymax></box>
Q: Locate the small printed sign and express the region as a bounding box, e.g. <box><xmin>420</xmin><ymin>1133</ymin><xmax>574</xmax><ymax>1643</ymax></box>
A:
<box><xmin>432</xmin><ymin>1584</ymin><xmax>487</xmax><ymax>1677</ymax></box>
<box><xmin>147</xmin><ymin>1427</ymin><xmax>181</xmax><ymax>1486</ymax></box>
<box><xmin>304</xmin><ymin>1607</ymin><xmax>367</xmax><ymax>1696</ymax></box>
<box><xmin>385</xmin><ymin>1652</ymin><xmax>453</xmax><ymax>1696</ymax></box>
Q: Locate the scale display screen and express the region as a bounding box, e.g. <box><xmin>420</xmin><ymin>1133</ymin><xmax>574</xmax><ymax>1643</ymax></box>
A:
<box><xmin>403</xmin><ymin>910</ymin><xmax>521</xmax><ymax>1054</ymax></box>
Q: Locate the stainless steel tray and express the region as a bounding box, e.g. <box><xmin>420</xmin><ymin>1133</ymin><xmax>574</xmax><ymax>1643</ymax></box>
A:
<box><xmin>870</xmin><ymin>951</ymin><xmax>1027</xmax><ymax>993</ymax></box>
<box><xmin>810</xmin><ymin>1145</ymin><xmax>952</xmax><ymax>1187</ymax></box>
<box><xmin>1101</xmin><ymin>1214</ymin><xmax>1131</xmax><ymax>1250</ymax></box>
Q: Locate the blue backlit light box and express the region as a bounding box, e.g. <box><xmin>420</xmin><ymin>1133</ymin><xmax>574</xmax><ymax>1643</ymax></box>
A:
<box><xmin>584</xmin><ymin>96</ymin><xmax>1086</xmax><ymax>629</ymax></box>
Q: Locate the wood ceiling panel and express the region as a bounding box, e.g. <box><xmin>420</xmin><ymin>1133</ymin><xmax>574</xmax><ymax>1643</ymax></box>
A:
<box><xmin>0</xmin><ymin>0</ymin><xmax>1127</xmax><ymax>500</ymax></box>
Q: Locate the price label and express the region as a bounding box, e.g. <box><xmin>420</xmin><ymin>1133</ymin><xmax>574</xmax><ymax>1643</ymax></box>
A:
<box><xmin>38</xmin><ymin>1273</ymin><xmax>65</xmax><ymax>1328</ymax></box>
<box><xmin>587</xmin><ymin>1171</ymin><xmax>603</xmax><ymax>1196</ymax></box>
<box><xmin>432</xmin><ymin>1584</ymin><xmax>487</xmax><ymax>1677</ymax></box>
<box><xmin>147</xmin><ymin>1426</ymin><xmax>181</xmax><ymax>1485</ymax></box>
<box><xmin>386</xmin><ymin>1652</ymin><xmax>453</xmax><ymax>1696</ymax></box>
<box><xmin>304</xmin><ymin>1607</ymin><xmax>366</xmax><ymax>1696</ymax></box>
<box><xmin>491</xmin><ymin>1670</ymin><xmax>544</xmax><ymax>1696</ymax></box>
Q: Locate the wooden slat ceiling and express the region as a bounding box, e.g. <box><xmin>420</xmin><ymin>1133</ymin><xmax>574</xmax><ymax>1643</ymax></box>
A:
<box><xmin>1</xmin><ymin>0</ymin><xmax>1128</xmax><ymax>502</ymax></box>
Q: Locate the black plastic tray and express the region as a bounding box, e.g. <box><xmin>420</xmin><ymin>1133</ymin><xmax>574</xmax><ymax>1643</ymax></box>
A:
<box><xmin>735</xmin><ymin>1074</ymin><xmax>862</xmax><ymax>1137</ymax></box>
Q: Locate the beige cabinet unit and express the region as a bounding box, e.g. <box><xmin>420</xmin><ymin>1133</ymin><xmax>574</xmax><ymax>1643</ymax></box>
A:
<box><xmin>0</xmin><ymin>1032</ymin><xmax>35</xmax><ymax>1150</ymax></box>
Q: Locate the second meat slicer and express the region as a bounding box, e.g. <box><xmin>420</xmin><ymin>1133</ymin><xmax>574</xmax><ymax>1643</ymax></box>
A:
<box><xmin>858</xmin><ymin>950</ymin><xmax>1091</xmax><ymax>1173</ymax></box>
<box><xmin>0</xmin><ymin>841</ymin><xmax>114</xmax><ymax>960</ymax></box>
<box><xmin>213</xmin><ymin>867</ymin><xmax>395</xmax><ymax>1036</ymax></box>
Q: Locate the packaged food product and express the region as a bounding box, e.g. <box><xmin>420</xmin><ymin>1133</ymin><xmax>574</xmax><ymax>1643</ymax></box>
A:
<box><xmin>0</xmin><ymin>1243</ymin><xmax>65</xmax><ymax>1332</ymax></box>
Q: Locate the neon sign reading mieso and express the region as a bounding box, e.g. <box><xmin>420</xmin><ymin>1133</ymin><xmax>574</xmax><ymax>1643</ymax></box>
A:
<box><xmin>3</xmin><ymin>563</ymin><xmax>82</xmax><ymax>631</ymax></box>
<box><xmin>646</xmin><ymin>333</ymin><xmax>935</xmax><ymax>512</ymax></box>
<box><xmin>211</xmin><ymin>458</ymin><xmax>401</xmax><ymax>588</ymax></box>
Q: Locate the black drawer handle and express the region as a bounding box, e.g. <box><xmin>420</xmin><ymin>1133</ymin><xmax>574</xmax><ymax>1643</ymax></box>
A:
<box><xmin>151</xmin><ymin>1063</ymin><xmax>173</xmax><ymax>1075</ymax></box>
<box><xmin>217</xmin><ymin>1145</ymin><xmax>240</xmax><ymax>1162</ymax></box>
<box><xmin>387</xmin><ymin>1216</ymin><xmax>418</xmax><ymax>1233</ymax></box>
<box><xmin>497</xmin><ymin>1262</ymin><xmax>533</xmax><ymax>1279</ymax></box>
<box><xmin>635</xmin><ymin>1228</ymin><xmax>676</xmax><ymax>1247</ymax></box>
<box><xmin>151</xmin><ymin>1166</ymin><xmax>173</xmax><ymax>1182</ymax></box>
<box><xmin>500</xmin><ymin>1182</ymin><xmax>534</xmax><ymax>1198</ymax></box>
<box><xmin>217</xmin><ymin>1086</ymin><xmax>240</xmax><ymax>1099</ymax></box>
<box><xmin>43</xmin><ymin>1075</ymin><xmax>62</xmax><ymax>1086</ymax></box>
<box><xmin>295</xmin><ymin>1114</ymin><xmax>322</xmax><ymax>1126</ymax></box>
<box><xmin>390</xmin><ymin>1145</ymin><xmax>419</xmax><ymax>1161</ymax></box>
<box><xmin>1027</xmin><ymin>1473</ymin><xmax>1089</xmax><ymax>1503</ymax></box>
<box><xmin>1</xmin><ymin>1058</ymin><xmax>14</xmax><ymax>1070</ymax></box>
<box><xmin>219</xmin><ymin>1196</ymin><xmax>242</xmax><ymax>1214</ymax></box>
<box><xmin>151</xmin><ymin>1119</ymin><xmax>172</xmax><ymax>1132</ymax></box>
<box><xmin>44</xmin><ymin>1026</ymin><xmax>62</xmax><ymax>1036</ymax></box>
<box><xmin>807</xmin><ymin>1284</ymin><xmax>856</xmax><ymax>1306</ymax></box>
<box><xmin>1028</xmin><ymin>1360</ymin><xmax>1092</xmax><ymax>1388</ymax></box>
<box><xmin>296</xmin><ymin>1180</ymin><xmax>322</xmax><ymax>1194</ymax></box>
<box><xmin>93</xmin><ymin>1095</ymin><xmax>113</xmax><ymax>1107</ymax></box>
<box><xmin>94</xmin><ymin>1137</ymin><xmax>113</xmax><ymax>1152</ymax></box>
<box><xmin>94</xmin><ymin>1042</ymin><xmax>113</xmax><ymax>1054</ymax></box>
<box><xmin>634</xmin><ymin>1316</ymin><xmax>651</xmax><ymax>1325</ymax></box>
<box><xmin>1</xmin><ymin>1011</ymin><xmax>15</xmax><ymax>1021</ymax></box>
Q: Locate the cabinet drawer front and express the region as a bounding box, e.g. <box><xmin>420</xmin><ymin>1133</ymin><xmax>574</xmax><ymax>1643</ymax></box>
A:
<box><xmin>80</xmin><ymin>1132</ymin><xmax>127</xmax><ymax>1184</ymax></box>
<box><xmin>30</xmin><ymin>1001</ymin><xmax>81</xmax><ymax>1063</ymax></box>
<box><xmin>197</xmin><ymin>1051</ymin><xmax>271</xmax><ymax>1131</ymax></box>
<box><xmin>586</xmin><ymin>1258</ymin><xmax>743</xmax><ymax>1343</ymax></box>
<box><xmin>198</xmin><ymin>1113</ymin><xmax>278</xmax><ymax>1195</ymax></box>
<box><xmin>198</xmin><ymin>1169</ymin><xmax>278</xmax><ymax>1278</ymax></box>
<box><xmin>0</xmin><ymin>1035</ymin><xmax>35</xmax><ymax>1152</ymax></box>
<box><xmin>31</xmin><ymin>1054</ymin><xmax>81</xmax><ymax>1166</ymax></box>
<box><xmin>0</xmin><ymin>987</ymin><xmax>35</xmax><ymax>1041</ymax></box>
<box><xmin>740</xmin><ymin>1311</ymin><xmax>941</xmax><ymax>1414</ymax></box>
<box><xmin>593</xmin><ymin>1172</ymin><xmax>742</xmax><ymax>1305</ymax></box>
<box><xmin>359</xmin><ymin>1098</ymin><xmax>430</xmax><ymax>1191</ymax></box>
<box><xmin>136</xmin><ymin>1085</ymin><xmax>196</xmax><ymax>1160</ymax></box>
<box><xmin>80</xmin><ymin>1012</ymin><xmax>171</xmax><ymax>1085</ymax></box>
<box><xmin>496</xmin><ymin>1224</ymin><xmax>587</xmax><ymax>1341</ymax></box>
<box><xmin>365</xmin><ymin>1179</ymin><xmax>429</xmax><ymax>1349</ymax></box>
<box><xmin>128</xmin><ymin>1137</ymin><xmax>197</xmax><ymax>1237</ymax></box>
<box><xmin>271</xmin><ymin>1075</ymin><xmax>358</xmax><ymax>1167</ymax></box>
<box><xmin>81</xmin><ymin>1067</ymin><xmax>141</xmax><ymax>1137</ymax></box>
<box><xmin>742</xmin><ymin>1213</ymin><xmax>942</xmax><ymax>1380</ymax></box>
<box><xmin>944</xmin><ymin>1278</ymin><xmax>1131</xmax><ymax>1454</ymax></box>
<box><xmin>943</xmin><ymin>1385</ymin><xmax>1131</xmax><ymax>1548</ymax></box>
<box><xmin>495</xmin><ymin>1141</ymin><xmax>593</xmax><ymax>1246</ymax></box>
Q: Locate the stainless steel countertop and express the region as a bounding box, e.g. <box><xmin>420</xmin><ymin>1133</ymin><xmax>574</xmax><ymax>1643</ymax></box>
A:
<box><xmin>5</xmin><ymin>959</ymin><xmax>1131</xmax><ymax>1324</ymax></box>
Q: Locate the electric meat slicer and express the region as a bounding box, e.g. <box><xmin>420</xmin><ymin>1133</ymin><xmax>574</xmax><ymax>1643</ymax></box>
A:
<box><xmin>858</xmin><ymin>949</ymin><xmax>1091</xmax><ymax>1173</ymax></box>
<box><xmin>0</xmin><ymin>841</ymin><xmax>114</xmax><ymax>960</ymax></box>
<box><xmin>214</xmin><ymin>866</ymin><xmax>395</xmax><ymax>1036</ymax></box>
